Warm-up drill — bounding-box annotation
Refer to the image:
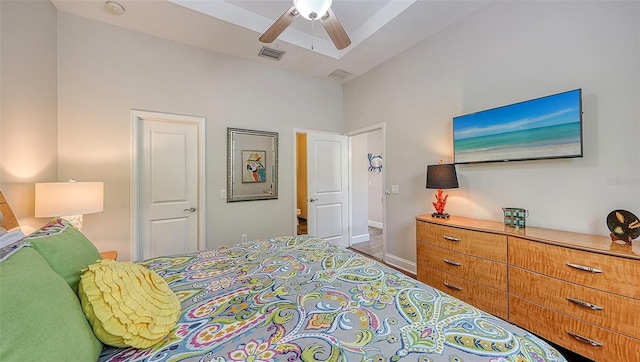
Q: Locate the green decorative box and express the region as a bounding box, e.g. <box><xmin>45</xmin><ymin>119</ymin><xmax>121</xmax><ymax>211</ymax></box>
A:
<box><xmin>503</xmin><ymin>208</ymin><xmax>528</xmax><ymax>228</ymax></box>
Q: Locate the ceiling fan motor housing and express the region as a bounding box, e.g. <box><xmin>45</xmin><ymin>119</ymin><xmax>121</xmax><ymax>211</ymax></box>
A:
<box><xmin>260</xmin><ymin>0</ymin><xmax>350</xmax><ymax>50</ymax></box>
<box><xmin>294</xmin><ymin>0</ymin><xmax>332</xmax><ymax>20</ymax></box>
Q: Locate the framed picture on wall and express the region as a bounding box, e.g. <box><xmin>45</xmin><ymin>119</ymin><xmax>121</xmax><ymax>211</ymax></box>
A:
<box><xmin>227</xmin><ymin>128</ymin><xmax>278</xmax><ymax>202</ymax></box>
<box><xmin>242</xmin><ymin>150</ymin><xmax>267</xmax><ymax>183</ymax></box>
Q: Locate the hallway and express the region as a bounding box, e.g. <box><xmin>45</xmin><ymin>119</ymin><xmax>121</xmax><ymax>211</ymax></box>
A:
<box><xmin>349</xmin><ymin>226</ymin><xmax>382</xmax><ymax>261</ymax></box>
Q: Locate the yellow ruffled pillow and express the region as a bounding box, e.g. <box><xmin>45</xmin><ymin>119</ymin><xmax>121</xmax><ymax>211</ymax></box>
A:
<box><xmin>78</xmin><ymin>259</ymin><xmax>180</xmax><ymax>348</ymax></box>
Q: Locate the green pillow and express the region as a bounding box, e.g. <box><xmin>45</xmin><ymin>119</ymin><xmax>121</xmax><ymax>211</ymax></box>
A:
<box><xmin>26</xmin><ymin>218</ymin><xmax>102</xmax><ymax>294</ymax></box>
<box><xmin>0</xmin><ymin>247</ymin><xmax>103</xmax><ymax>361</ymax></box>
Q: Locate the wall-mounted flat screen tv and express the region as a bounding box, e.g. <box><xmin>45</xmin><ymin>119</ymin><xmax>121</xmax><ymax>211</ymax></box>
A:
<box><xmin>453</xmin><ymin>89</ymin><xmax>583</xmax><ymax>164</ymax></box>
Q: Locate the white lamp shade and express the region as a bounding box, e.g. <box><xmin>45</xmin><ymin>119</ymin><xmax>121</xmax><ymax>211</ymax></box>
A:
<box><xmin>294</xmin><ymin>0</ymin><xmax>332</xmax><ymax>20</ymax></box>
<box><xmin>35</xmin><ymin>182</ymin><xmax>104</xmax><ymax>217</ymax></box>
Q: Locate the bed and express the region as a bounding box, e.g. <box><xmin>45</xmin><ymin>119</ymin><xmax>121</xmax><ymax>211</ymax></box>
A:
<box><xmin>0</xmin><ymin>191</ymin><xmax>568</xmax><ymax>362</ymax></box>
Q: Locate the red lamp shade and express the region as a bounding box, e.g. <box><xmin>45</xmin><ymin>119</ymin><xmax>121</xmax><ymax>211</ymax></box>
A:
<box><xmin>426</xmin><ymin>163</ymin><xmax>458</xmax><ymax>218</ymax></box>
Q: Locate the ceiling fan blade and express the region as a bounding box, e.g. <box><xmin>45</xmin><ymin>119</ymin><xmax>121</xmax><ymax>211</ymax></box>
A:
<box><xmin>320</xmin><ymin>8</ymin><xmax>351</xmax><ymax>50</ymax></box>
<box><xmin>259</xmin><ymin>5</ymin><xmax>299</xmax><ymax>43</ymax></box>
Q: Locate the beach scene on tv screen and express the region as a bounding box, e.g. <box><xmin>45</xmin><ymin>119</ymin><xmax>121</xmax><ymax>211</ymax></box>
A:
<box><xmin>453</xmin><ymin>90</ymin><xmax>582</xmax><ymax>164</ymax></box>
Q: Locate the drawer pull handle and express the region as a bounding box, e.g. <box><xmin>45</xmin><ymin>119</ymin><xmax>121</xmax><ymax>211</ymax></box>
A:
<box><xmin>443</xmin><ymin>259</ymin><xmax>461</xmax><ymax>266</ymax></box>
<box><xmin>567</xmin><ymin>263</ymin><xmax>602</xmax><ymax>273</ymax></box>
<box><xmin>566</xmin><ymin>330</ymin><xmax>603</xmax><ymax>347</ymax></box>
<box><xmin>443</xmin><ymin>235</ymin><xmax>460</xmax><ymax>242</ymax></box>
<box><xmin>443</xmin><ymin>282</ymin><xmax>462</xmax><ymax>291</ymax></box>
<box><xmin>567</xmin><ymin>297</ymin><xmax>603</xmax><ymax>311</ymax></box>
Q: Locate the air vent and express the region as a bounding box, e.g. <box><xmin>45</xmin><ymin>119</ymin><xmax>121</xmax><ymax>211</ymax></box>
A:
<box><xmin>328</xmin><ymin>69</ymin><xmax>352</xmax><ymax>81</ymax></box>
<box><xmin>258</xmin><ymin>46</ymin><xmax>285</xmax><ymax>61</ymax></box>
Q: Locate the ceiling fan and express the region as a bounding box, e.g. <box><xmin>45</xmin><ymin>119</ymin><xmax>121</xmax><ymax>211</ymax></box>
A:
<box><xmin>259</xmin><ymin>0</ymin><xmax>352</xmax><ymax>50</ymax></box>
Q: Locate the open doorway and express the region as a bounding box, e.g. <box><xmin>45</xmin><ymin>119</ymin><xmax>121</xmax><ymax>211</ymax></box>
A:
<box><xmin>293</xmin><ymin>127</ymin><xmax>384</xmax><ymax>256</ymax></box>
<box><xmin>347</xmin><ymin>125</ymin><xmax>385</xmax><ymax>261</ymax></box>
<box><xmin>295</xmin><ymin>132</ymin><xmax>308</xmax><ymax>235</ymax></box>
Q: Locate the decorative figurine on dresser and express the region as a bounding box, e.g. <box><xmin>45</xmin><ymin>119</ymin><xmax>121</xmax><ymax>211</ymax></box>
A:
<box><xmin>502</xmin><ymin>207</ymin><xmax>528</xmax><ymax>229</ymax></box>
<box><xmin>606</xmin><ymin>209</ymin><xmax>640</xmax><ymax>245</ymax></box>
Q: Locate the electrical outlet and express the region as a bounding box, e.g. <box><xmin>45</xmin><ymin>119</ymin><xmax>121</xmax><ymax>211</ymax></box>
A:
<box><xmin>220</xmin><ymin>189</ymin><xmax>227</xmax><ymax>199</ymax></box>
<box><xmin>241</xmin><ymin>234</ymin><xmax>247</xmax><ymax>242</ymax></box>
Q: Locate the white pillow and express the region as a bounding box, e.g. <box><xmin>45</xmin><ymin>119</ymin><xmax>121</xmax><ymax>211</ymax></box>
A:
<box><xmin>0</xmin><ymin>230</ymin><xmax>24</xmax><ymax>248</ymax></box>
<box><xmin>0</xmin><ymin>230</ymin><xmax>26</xmax><ymax>262</ymax></box>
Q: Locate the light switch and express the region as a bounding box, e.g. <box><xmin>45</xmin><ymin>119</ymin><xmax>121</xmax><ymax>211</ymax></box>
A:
<box><xmin>220</xmin><ymin>189</ymin><xmax>227</xmax><ymax>199</ymax></box>
<box><xmin>391</xmin><ymin>185</ymin><xmax>400</xmax><ymax>194</ymax></box>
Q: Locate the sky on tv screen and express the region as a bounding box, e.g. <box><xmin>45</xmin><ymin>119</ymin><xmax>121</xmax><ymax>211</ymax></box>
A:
<box><xmin>453</xmin><ymin>89</ymin><xmax>581</xmax><ymax>140</ymax></box>
<box><xmin>453</xmin><ymin>89</ymin><xmax>582</xmax><ymax>163</ymax></box>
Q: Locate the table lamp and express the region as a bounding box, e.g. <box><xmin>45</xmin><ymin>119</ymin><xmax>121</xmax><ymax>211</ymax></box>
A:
<box><xmin>426</xmin><ymin>161</ymin><xmax>458</xmax><ymax>219</ymax></box>
<box><xmin>35</xmin><ymin>180</ymin><xmax>104</xmax><ymax>231</ymax></box>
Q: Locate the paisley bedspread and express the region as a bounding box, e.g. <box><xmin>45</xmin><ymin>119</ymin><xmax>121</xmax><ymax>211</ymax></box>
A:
<box><xmin>98</xmin><ymin>236</ymin><xmax>567</xmax><ymax>362</ymax></box>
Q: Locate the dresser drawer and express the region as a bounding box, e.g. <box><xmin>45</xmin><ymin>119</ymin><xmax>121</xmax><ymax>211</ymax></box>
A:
<box><xmin>510</xmin><ymin>296</ymin><xmax>640</xmax><ymax>362</ymax></box>
<box><xmin>417</xmin><ymin>221</ymin><xmax>507</xmax><ymax>262</ymax></box>
<box><xmin>509</xmin><ymin>236</ymin><xmax>640</xmax><ymax>299</ymax></box>
<box><xmin>418</xmin><ymin>241</ymin><xmax>507</xmax><ymax>291</ymax></box>
<box><xmin>510</xmin><ymin>267</ymin><xmax>640</xmax><ymax>339</ymax></box>
<box><xmin>418</xmin><ymin>263</ymin><xmax>508</xmax><ymax>320</ymax></box>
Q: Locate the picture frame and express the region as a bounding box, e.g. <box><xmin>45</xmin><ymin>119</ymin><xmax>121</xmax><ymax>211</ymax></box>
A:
<box><xmin>227</xmin><ymin>128</ymin><xmax>278</xmax><ymax>202</ymax></box>
<box><xmin>242</xmin><ymin>150</ymin><xmax>267</xmax><ymax>183</ymax></box>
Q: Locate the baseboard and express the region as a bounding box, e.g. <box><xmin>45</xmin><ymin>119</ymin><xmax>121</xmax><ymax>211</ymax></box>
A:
<box><xmin>368</xmin><ymin>220</ymin><xmax>383</xmax><ymax>229</ymax></box>
<box><xmin>383</xmin><ymin>253</ymin><xmax>417</xmax><ymax>275</ymax></box>
<box><xmin>351</xmin><ymin>233</ymin><xmax>370</xmax><ymax>244</ymax></box>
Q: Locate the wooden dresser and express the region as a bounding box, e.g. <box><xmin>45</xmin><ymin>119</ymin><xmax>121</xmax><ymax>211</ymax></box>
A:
<box><xmin>416</xmin><ymin>218</ymin><xmax>509</xmax><ymax>319</ymax></box>
<box><xmin>416</xmin><ymin>215</ymin><xmax>640</xmax><ymax>361</ymax></box>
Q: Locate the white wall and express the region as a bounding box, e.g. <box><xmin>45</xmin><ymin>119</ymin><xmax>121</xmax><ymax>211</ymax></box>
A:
<box><xmin>3</xmin><ymin>1</ymin><xmax>638</xmax><ymax>268</ymax></box>
<box><xmin>0</xmin><ymin>0</ymin><xmax>58</xmax><ymax>234</ymax></box>
<box><xmin>367</xmin><ymin>129</ymin><xmax>383</xmax><ymax>227</ymax></box>
<box><xmin>0</xmin><ymin>8</ymin><xmax>344</xmax><ymax>260</ymax></box>
<box><xmin>1</xmin><ymin>1</ymin><xmax>3</xmax><ymax>187</ymax></box>
<box><xmin>56</xmin><ymin>13</ymin><xmax>344</xmax><ymax>260</ymax></box>
<box><xmin>344</xmin><ymin>1</ymin><xmax>640</xmax><ymax>269</ymax></box>
<box><xmin>350</xmin><ymin>133</ymin><xmax>369</xmax><ymax>242</ymax></box>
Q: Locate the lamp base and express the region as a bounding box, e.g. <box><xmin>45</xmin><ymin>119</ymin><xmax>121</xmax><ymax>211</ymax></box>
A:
<box><xmin>61</xmin><ymin>214</ymin><xmax>84</xmax><ymax>231</ymax></box>
<box><xmin>431</xmin><ymin>213</ymin><xmax>450</xmax><ymax>219</ymax></box>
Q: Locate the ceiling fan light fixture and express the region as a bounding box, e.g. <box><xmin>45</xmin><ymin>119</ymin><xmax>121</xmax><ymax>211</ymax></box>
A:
<box><xmin>260</xmin><ymin>0</ymin><xmax>349</xmax><ymax>50</ymax></box>
<box><xmin>294</xmin><ymin>0</ymin><xmax>332</xmax><ymax>20</ymax></box>
<box><xmin>105</xmin><ymin>1</ymin><xmax>125</xmax><ymax>15</ymax></box>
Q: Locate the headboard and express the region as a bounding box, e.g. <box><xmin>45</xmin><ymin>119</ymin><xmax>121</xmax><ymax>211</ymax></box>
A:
<box><xmin>0</xmin><ymin>191</ymin><xmax>20</xmax><ymax>231</ymax></box>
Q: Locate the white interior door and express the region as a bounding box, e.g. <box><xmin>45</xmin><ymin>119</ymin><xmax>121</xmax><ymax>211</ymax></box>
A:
<box><xmin>139</xmin><ymin>118</ymin><xmax>199</xmax><ymax>260</ymax></box>
<box><xmin>307</xmin><ymin>132</ymin><xmax>349</xmax><ymax>248</ymax></box>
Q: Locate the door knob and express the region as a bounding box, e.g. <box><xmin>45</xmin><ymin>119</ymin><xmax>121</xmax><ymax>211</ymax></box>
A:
<box><xmin>309</xmin><ymin>198</ymin><xmax>318</xmax><ymax>202</ymax></box>
<box><xmin>184</xmin><ymin>207</ymin><xmax>197</xmax><ymax>212</ymax></box>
